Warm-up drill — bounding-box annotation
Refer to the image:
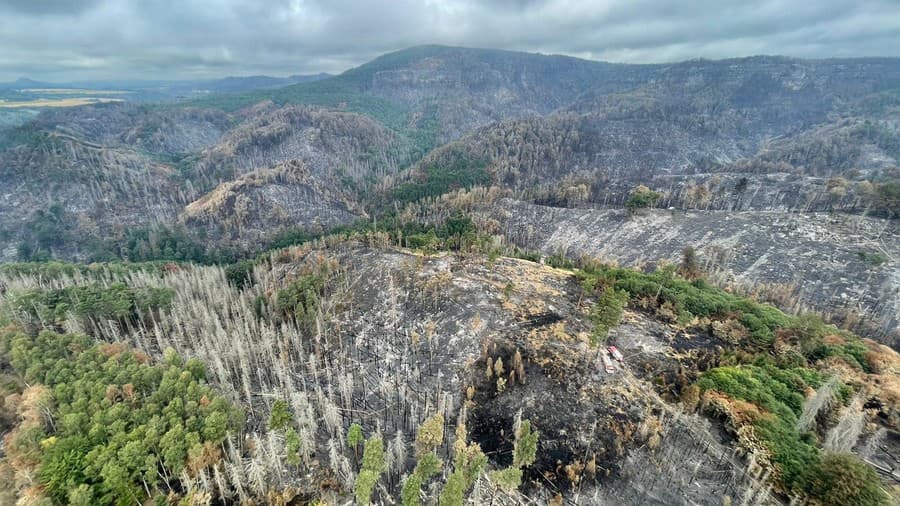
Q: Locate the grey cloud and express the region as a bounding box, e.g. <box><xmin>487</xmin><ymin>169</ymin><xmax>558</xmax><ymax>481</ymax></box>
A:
<box><xmin>0</xmin><ymin>0</ymin><xmax>102</xmax><ymax>15</ymax></box>
<box><xmin>0</xmin><ymin>0</ymin><xmax>898</xmax><ymax>81</ymax></box>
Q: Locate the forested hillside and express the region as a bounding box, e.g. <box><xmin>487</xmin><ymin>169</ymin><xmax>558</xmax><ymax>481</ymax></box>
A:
<box><xmin>1</xmin><ymin>46</ymin><xmax>897</xmax><ymax>341</ymax></box>
<box><xmin>1</xmin><ymin>44</ymin><xmax>899</xmax><ymax>505</ymax></box>
<box><xmin>0</xmin><ymin>233</ymin><xmax>897</xmax><ymax>504</ymax></box>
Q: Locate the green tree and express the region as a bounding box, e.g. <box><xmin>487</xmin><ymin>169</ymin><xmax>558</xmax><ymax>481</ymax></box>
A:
<box><xmin>401</xmin><ymin>452</ymin><xmax>443</xmax><ymax>506</ymax></box>
<box><xmin>488</xmin><ymin>467</ymin><xmax>523</xmax><ymax>492</ymax></box>
<box><xmin>678</xmin><ymin>246</ymin><xmax>702</xmax><ymax>280</ymax></box>
<box><xmin>276</xmin><ymin>274</ymin><xmax>325</xmax><ymax>327</ymax></box>
<box><xmin>268</xmin><ymin>399</ymin><xmax>293</xmax><ymax>430</ymax></box>
<box><xmin>160</xmin><ymin>424</ymin><xmax>188</xmax><ymax>475</ymax></box>
<box><xmin>590</xmin><ymin>288</ymin><xmax>628</xmax><ymax>346</ymax></box>
<box><xmin>163</xmin><ymin>347</ymin><xmax>183</xmax><ymax>368</ymax></box>
<box><xmin>625</xmin><ymin>185</ymin><xmax>661</xmax><ymax>213</ymax></box>
<box><xmin>439</xmin><ymin>423</ymin><xmax>487</xmax><ymax>506</ymax></box>
<box><xmin>355</xmin><ymin>470</ymin><xmax>379</xmax><ymax>505</ymax></box>
<box><xmin>354</xmin><ymin>434</ymin><xmax>386</xmax><ymax>504</ymax></box>
<box><xmin>441</xmin><ymin>213</ymin><xmax>477</xmax><ymax>251</ymax></box>
<box><xmin>202</xmin><ymin>411</ymin><xmax>228</xmax><ymax>441</ymax></box>
<box><xmin>361</xmin><ymin>434</ymin><xmax>385</xmax><ymax>474</ymax></box>
<box><xmin>438</xmin><ymin>471</ymin><xmax>465</xmax><ymax>506</ymax></box>
<box><xmin>488</xmin><ymin>418</ymin><xmax>539</xmax><ymax>492</ymax></box>
<box><xmin>347</xmin><ymin>422</ymin><xmax>364</xmax><ymax>464</ymax></box>
<box><xmin>224</xmin><ymin>259</ymin><xmax>255</xmax><ymax>288</ymax></box>
<box><xmin>2</xmin><ymin>330</ymin><xmax>240</xmax><ymax>504</ymax></box>
<box><xmin>285</xmin><ymin>428</ymin><xmax>302</xmax><ymax>467</ymax></box>
<box><xmin>512</xmin><ymin>420</ymin><xmax>539</xmax><ymax>468</ymax></box>
<box><xmin>401</xmin><ymin>472</ymin><xmax>426</xmax><ymax>506</ymax></box>
<box><xmin>67</xmin><ymin>484</ymin><xmax>94</xmax><ymax>506</ymax></box>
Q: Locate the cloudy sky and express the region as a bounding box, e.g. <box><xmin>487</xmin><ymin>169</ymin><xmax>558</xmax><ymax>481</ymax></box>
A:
<box><xmin>2</xmin><ymin>0</ymin><xmax>899</xmax><ymax>81</ymax></box>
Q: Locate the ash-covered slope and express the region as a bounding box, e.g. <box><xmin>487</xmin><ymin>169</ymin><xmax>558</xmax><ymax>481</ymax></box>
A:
<box><xmin>273</xmin><ymin>48</ymin><xmax>900</xmax><ymax>147</ymax></box>
<box><xmin>568</xmin><ymin>56</ymin><xmax>900</xmax><ymax>130</ymax></box>
<box><xmin>0</xmin><ymin>247</ymin><xmax>791</xmax><ymax>504</ymax></box>
<box><xmin>194</xmin><ymin>103</ymin><xmax>405</xmax><ymax>183</ymax></box>
<box><xmin>0</xmin><ymin>102</ymin><xmax>403</xmax><ymax>261</ymax></box>
<box><xmin>10</xmin><ymin>102</ymin><xmax>234</xmax><ymax>155</ymax></box>
<box><xmin>386</xmin><ymin>56</ymin><xmax>900</xmax><ymax>203</ymax></box>
<box><xmin>2</xmin><ymin>46</ymin><xmax>899</xmax><ymax>266</ymax></box>
<box><xmin>257</xmin><ymin>45</ymin><xmax>657</xmax><ymax>144</ymax></box>
<box><xmin>0</xmin><ymin>131</ymin><xmax>192</xmax><ymax>260</ymax></box>
<box><xmin>486</xmin><ymin>198</ymin><xmax>900</xmax><ymax>346</ymax></box>
<box><xmin>180</xmin><ymin>160</ymin><xmax>361</xmax><ymax>248</ymax></box>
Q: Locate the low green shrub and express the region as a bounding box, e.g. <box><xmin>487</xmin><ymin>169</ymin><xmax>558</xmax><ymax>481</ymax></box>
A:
<box><xmin>697</xmin><ymin>365</ymin><xmax>887</xmax><ymax>504</ymax></box>
<box><xmin>576</xmin><ymin>264</ymin><xmax>870</xmax><ymax>368</ymax></box>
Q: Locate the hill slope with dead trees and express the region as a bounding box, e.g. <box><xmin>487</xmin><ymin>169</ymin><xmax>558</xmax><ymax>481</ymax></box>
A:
<box><xmin>0</xmin><ymin>240</ymin><xmax>897</xmax><ymax>504</ymax></box>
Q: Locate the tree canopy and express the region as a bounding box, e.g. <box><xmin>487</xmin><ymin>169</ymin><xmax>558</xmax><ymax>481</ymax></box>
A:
<box><xmin>2</xmin><ymin>330</ymin><xmax>242</xmax><ymax>505</ymax></box>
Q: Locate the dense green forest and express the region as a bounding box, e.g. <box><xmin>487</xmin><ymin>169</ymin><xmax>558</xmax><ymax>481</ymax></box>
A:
<box><xmin>1</xmin><ymin>331</ymin><xmax>241</xmax><ymax>505</ymax></box>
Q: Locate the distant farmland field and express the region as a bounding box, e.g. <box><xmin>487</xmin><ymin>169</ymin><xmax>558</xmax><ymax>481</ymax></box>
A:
<box><xmin>0</xmin><ymin>97</ymin><xmax>124</xmax><ymax>108</ymax></box>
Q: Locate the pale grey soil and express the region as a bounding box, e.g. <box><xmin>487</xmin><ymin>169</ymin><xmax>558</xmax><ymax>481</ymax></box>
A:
<box><xmin>489</xmin><ymin>198</ymin><xmax>900</xmax><ymax>347</ymax></box>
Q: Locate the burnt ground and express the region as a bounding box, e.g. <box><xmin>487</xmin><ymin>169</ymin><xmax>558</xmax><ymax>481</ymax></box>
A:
<box><xmin>489</xmin><ymin>198</ymin><xmax>900</xmax><ymax>349</ymax></box>
<box><xmin>307</xmin><ymin>246</ymin><xmax>900</xmax><ymax>504</ymax></box>
<box><xmin>13</xmin><ymin>242</ymin><xmax>892</xmax><ymax>504</ymax></box>
<box><xmin>263</xmin><ymin>244</ymin><xmax>760</xmax><ymax>503</ymax></box>
<box><xmin>300</xmin><ymin>245</ymin><xmax>782</xmax><ymax>504</ymax></box>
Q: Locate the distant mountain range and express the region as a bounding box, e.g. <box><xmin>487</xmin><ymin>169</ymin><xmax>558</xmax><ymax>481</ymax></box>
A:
<box><xmin>0</xmin><ymin>72</ymin><xmax>333</xmax><ymax>99</ymax></box>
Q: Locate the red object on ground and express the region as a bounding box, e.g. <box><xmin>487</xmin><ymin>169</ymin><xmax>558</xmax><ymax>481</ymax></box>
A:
<box><xmin>608</xmin><ymin>346</ymin><xmax>624</xmax><ymax>362</ymax></box>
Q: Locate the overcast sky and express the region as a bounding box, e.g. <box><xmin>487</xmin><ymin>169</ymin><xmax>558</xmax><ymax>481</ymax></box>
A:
<box><xmin>2</xmin><ymin>0</ymin><xmax>899</xmax><ymax>81</ymax></box>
